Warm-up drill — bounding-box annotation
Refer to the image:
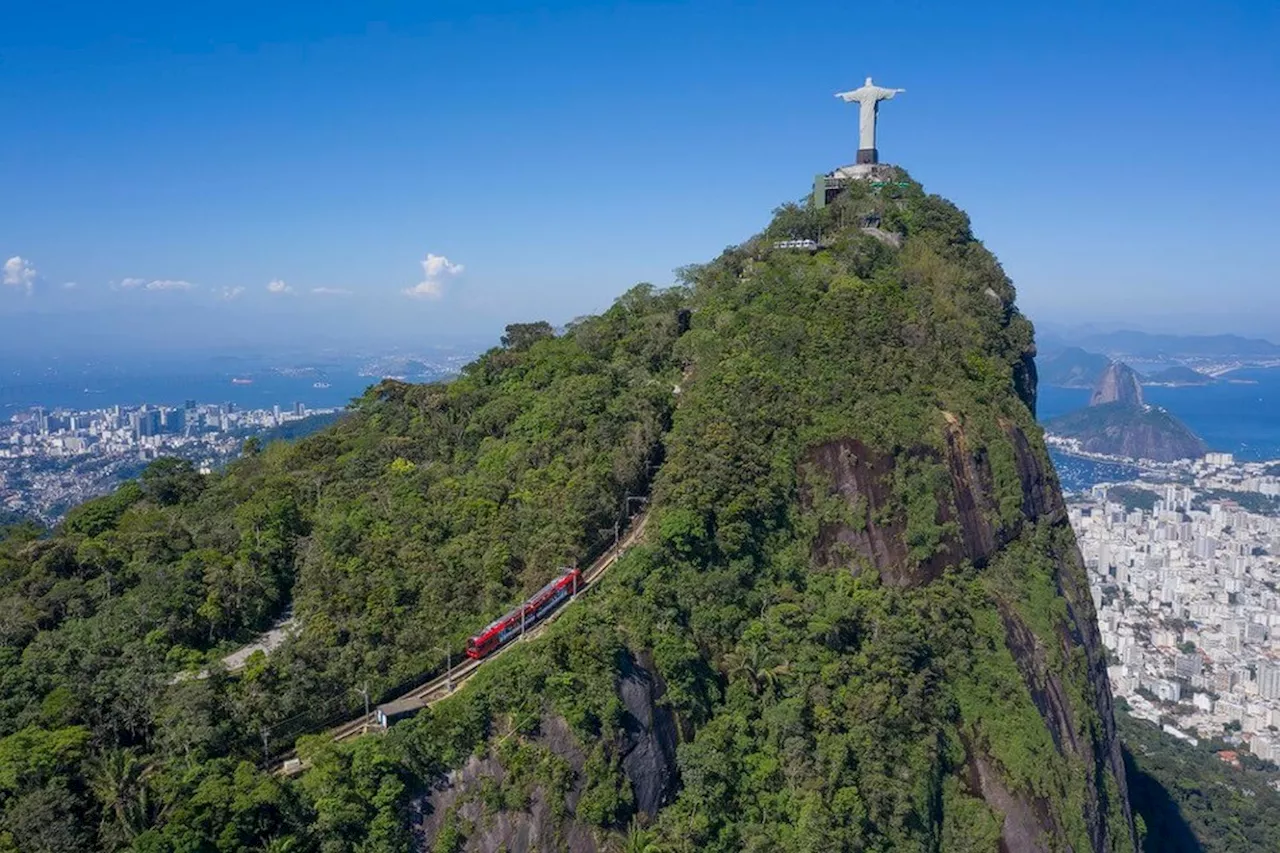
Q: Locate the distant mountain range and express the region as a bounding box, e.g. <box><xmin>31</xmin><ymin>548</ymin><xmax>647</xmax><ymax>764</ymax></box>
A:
<box><xmin>1036</xmin><ymin>329</ymin><xmax>1271</xmax><ymax>389</ymax></box>
<box><xmin>1038</xmin><ymin>347</ymin><xmax>1114</xmax><ymax>389</ymax></box>
<box><xmin>1050</xmin><ymin>329</ymin><xmax>1280</xmax><ymax>360</ymax></box>
<box><xmin>1085</xmin><ymin>330</ymin><xmax>1280</xmax><ymax>358</ymax></box>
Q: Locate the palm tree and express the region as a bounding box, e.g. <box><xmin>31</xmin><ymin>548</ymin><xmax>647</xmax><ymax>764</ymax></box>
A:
<box><xmin>621</xmin><ymin>816</ymin><xmax>661</xmax><ymax>853</ymax></box>
<box><xmin>724</xmin><ymin>642</ymin><xmax>791</xmax><ymax>698</ymax></box>
<box><xmin>88</xmin><ymin>748</ymin><xmax>154</xmax><ymax>844</ymax></box>
<box><xmin>258</xmin><ymin>836</ymin><xmax>299</xmax><ymax>853</ymax></box>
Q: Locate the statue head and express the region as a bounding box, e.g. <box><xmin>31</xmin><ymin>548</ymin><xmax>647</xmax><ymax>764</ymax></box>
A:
<box><xmin>865</xmin><ymin>76</ymin><xmax>873</xmax><ymax>85</ymax></box>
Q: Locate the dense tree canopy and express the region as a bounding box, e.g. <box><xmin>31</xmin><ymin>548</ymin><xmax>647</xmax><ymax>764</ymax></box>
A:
<box><xmin>0</xmin><ymin>172</ymin><xmax>1241</xmax><ymax>851</ymax></box>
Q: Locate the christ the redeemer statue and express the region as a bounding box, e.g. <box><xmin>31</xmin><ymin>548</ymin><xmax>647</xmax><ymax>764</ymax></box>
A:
<box><xmin>836</xmin><ymin>76</ymin><xmax>905</xmax><ymax>164</ymax></box>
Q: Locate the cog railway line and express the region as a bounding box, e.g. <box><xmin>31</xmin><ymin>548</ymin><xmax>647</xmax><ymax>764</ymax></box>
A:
<box><xmin>274</xmin><ymin>509</ymin><xmax>649</xmax><ymax>776</ymax></box>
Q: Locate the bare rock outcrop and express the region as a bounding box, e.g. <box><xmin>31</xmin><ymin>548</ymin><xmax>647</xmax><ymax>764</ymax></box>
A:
<box><xmin>805</xmin><ymin>418</ymin><xmax>1061</xmax><ymax>587</ymax></box>
<box><xmin>414</xmin><ymin>655</ymin><xmax>677</xmax><ymax>853</ymax></box>
<box><xmin>801</xmin><ymin>417</ymin><xmax>1135</xmax><ymax>852</ymax></box>
<box><xmin>1088</xmin><ymin>361</ymin><xmax>1144</xmax><ymax>407</ymax></box>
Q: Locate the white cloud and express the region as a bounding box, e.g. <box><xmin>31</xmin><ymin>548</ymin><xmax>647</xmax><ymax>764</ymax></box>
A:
<box><xmin>217</xmin><ymin>286</ymin><xmax>246</xmax><ymax>301</ymax></box>
<box><xmin>267</xmin><ymin>279</ymin><xmax>294</xmax><ymax>295</ymax></box>
<box><xmin>3</xmin><ymin>257</ymin><xmax>37</xmax><ymax>295</ymax></box>
<box><xmin>311</xmin><ymin>287</ymin><xmax>352</xmax><ymax>296</ymax></box>
<box><xmin>62</xmin><ymin>281</ymin><xmax>77</xmax><ymax>290</ymax></box>
<box><xmin>403</xmin><ymin>253</ymin><xmax>464</xmax><ymax>299</ymax></box>
<box><xmin>117</xmin><ymin>277</ymin><xmax>194</xmax><ymax>291</ymax></box>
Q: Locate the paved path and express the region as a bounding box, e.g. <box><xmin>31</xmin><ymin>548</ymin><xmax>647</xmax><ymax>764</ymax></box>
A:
<box><xmin>170</xmin><ymin>613</ymin><xmax>298</xmax><ymax>684</ymax></box>
<box><xmin>220</xmin><ymin>615</ymin><xmax>298</xmax><ymax>671</ymax></box>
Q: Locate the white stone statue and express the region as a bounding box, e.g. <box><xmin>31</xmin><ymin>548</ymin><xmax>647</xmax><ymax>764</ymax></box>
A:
<box><xmin>835</xmin><ymin>76</ymin><xmax>905</xmax><ymax>157</ymax></box>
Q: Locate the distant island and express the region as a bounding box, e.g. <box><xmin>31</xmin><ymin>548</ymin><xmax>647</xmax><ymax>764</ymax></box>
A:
<box><xmin>1046</xmin><ymin>362</ymin><xmax>1208</xmax><ymax>462</ymax></box>
<box><xmin>1143</xmin><ymin>364</ymin><xmax>1216</xmax><ymax>386</ymax></box>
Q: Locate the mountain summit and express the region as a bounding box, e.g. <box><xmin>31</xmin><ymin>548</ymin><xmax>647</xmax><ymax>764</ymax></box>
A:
<box><xmin>0</xmin><ymin>170</ymin><xmax>1149</xmax><ymax>852</ymax></box>
<box><xmin>1090</xmin><ymin>361</ymin><xmax>1145</xmax><ymax>406</ymax></box>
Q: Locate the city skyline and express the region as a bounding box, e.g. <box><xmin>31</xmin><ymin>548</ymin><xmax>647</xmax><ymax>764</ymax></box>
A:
<box><xmin>1</xmin><ymin>0</ymin><xmax>1278</xmax><ymax>353</ymax></box>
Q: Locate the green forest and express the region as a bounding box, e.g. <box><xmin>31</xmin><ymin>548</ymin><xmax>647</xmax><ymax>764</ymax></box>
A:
<box><xmin>0</xmin><ymin>172</ymin><xmax>1256</xmax><ymax>851</ymax></box>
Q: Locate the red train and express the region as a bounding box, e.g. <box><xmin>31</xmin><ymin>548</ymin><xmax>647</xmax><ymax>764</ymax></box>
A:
<box><xmin>466</xmin><ymin>567</ymin><xmax>583</xmax><ymax>659</ymax></box>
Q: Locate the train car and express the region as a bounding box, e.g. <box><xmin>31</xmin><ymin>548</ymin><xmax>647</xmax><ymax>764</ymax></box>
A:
<box><xmin>466</xmin><ymin>567</ymin><xmax>583</xmax><ymax>659</ymax></box>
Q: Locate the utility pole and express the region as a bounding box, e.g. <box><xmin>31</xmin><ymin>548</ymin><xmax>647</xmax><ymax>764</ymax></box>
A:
<box><xmin>625</xmin><ymin>494</ymin><xmax>648</xmax><ymax>525</ymax></box>
<box><xmin>355</xmin><ymin>683</ymin><xmax>370</xmax><ymax>731</ymax></box>
<box><xmin>432</xmin><ymin>646</ymin><xmax>454</xmax><ymax>693</ymax></box>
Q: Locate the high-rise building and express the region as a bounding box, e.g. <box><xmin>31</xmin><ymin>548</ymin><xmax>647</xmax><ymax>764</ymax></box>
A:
<box><xmin>164</xmin><ymin>407</ymin><xmax>186</xmax><ymax>435</ymax></box>
<box><xmin>1258</xmin><ymin>662</ymin><xmax>1280</xmax><ymax>701</ymax></box>
<box><xmin>135</xmin><ymin>406</ymin><xmax>162</xmax><ymax>438</ymax></box>
<box><xmin>294</xmin><ymin>402</ymin><xmax>305</xmax><ymax>416</ymax></box>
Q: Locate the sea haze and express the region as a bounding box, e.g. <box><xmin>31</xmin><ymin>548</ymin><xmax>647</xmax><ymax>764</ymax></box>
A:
<box><xmin>0</xmin><ymin>350</ymin><xmax>469</xmax><ymax>413</ymax></box>
<box><xmin>1038</xmin><ymin>367</ymin><xmax>1280</xmax><ymax>462</ymax></box>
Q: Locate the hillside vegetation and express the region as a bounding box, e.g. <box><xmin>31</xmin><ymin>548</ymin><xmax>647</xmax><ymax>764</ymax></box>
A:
<box><xmin>0</xmin><ymin>172</ymin><xmax>1168</xmax><ymax>852</ymax></box>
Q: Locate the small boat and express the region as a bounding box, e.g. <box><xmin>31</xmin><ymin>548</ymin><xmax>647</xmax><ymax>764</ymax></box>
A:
<box><xmin>231</xmin><ymin>378</ymin><xmax>253</xmax><ymax>385</ymax></box>
<box><xmin>313</xmin><ymin>381</ymin><xmax>331</xmax><ymax>389</ymax></box>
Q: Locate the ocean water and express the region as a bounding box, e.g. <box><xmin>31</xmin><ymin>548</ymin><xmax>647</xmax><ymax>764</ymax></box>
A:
<box><xmin>1047</xmin><ymin>452</ymin><xmax>1143</xmax><ymax>494</ymax></box>
<box><xmin>0</xmin><ymin>369</ymin><xmax>377</xmax><ymax>414</ymax></box>
<box><xmin>1038</xmin><ymin>367</ymin><xmax>1280</xmax><ymax>462</ymax></box>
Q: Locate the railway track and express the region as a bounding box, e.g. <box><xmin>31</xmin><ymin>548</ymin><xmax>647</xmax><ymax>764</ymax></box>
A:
<box><xmin>276</xmin><ymin>510</ymin><xmax>649</xmax><ymax>775</ymax></box>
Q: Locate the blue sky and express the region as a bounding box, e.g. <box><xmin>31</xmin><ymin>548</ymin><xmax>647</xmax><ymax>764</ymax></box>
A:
<box><xmin>1</xmin><ymin>0</ymin><xmax>1277</xmax><ymax>356</ymax></box>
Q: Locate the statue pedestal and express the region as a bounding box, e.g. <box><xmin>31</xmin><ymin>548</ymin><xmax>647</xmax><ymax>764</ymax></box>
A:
<box><xmin>856</xmin><ymin>148</ymin><xmax>878</xmax><ymax>164</ymax></box>
<box><xmin>812</xmin><ymin>163</ymin><xmax>900</xmax><ymax>208</ymax></box>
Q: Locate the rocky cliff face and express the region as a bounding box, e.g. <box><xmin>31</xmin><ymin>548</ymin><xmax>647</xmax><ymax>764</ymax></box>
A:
<box><xmin>1089</xmin><ymin>361</ymin><xmax>1145</xmax><ymax>407</ymax></box>
<box><xmin>802</xmin><ymin>414</ymin><xmax>1135</xmax><ymax>851</ymax></box>
<box><xmin>806</xmin><ymin>419</ymin><xmax>1060</xmax><ymax>586</ymax></box>
<box><xmin>414</xmin><ymin>654</ymin><xmax>678</xmax><ymax>853</ymax></box>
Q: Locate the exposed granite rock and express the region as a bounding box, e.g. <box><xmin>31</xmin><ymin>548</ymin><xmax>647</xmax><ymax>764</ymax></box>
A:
<box><xmin>802</xmin><ymin>417</ymin><xmax>1135</xmax><ymax>851</ymax></box>
<box><xmin>415</xmin><ymin>714</ymin><xmax>597</xmax><ymax>853</ymax></box>
<box><xmin>415</xmin><ymin>655</ymin><xmax>677</xmax><ymax>852</ymax></box>
<box><xmin>1089</xmin><ymin>362</ymin><xmax>1144</xmax><ymax>407</ymax></box>
<box><xmin>1046</xmin><ymin>359</ymin><xmax>1206</xmax><ymax>462</ymax></box>
<box><xmin>964</xmin><ymin>738</ymin><xmax>1054</xmax><ymax>853</ymax></box>
<box><xmin>1049</xmin><ymin>527</ymin><xmax>1137</xmax><ymax>852</ymax></box>
<box><xmin>1014</xmin><ymin>348</ymin><xmax>1039</xmax><ymax>416</ymax></box>
<box><xmin>618</xmin><ymin>652</ymin><xmax>679</xmax><ymax>816</ymax></box>
<box><xmin>805</xmin><ymin>418</ymin><xmax>1061</xmax><ymax>586</ymax></box>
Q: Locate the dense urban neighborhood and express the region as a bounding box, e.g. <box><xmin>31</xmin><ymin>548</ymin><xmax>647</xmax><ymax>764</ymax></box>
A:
<box><xmin>1</xmin><ymin>401</ymin><xmax>340</xmax><ymax>522</ymax></box>
<box><xmin>1074</xmin><ymin>452</ymin><xmax>1280</xmax><ymax>771</ymax></box>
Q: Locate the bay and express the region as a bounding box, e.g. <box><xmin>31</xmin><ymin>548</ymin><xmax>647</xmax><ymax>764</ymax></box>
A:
<box><xmin>1037</xmin><ymin>367</ymin><xmax>1280</xmax><ymax>462</ymax></box>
